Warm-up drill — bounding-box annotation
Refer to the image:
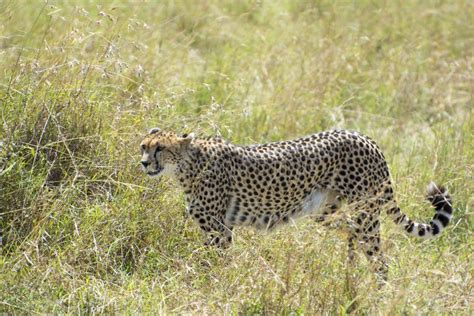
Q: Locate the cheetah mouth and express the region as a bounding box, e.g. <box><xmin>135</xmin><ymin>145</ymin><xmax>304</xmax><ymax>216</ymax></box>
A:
<box><xmin>147</xmin><ymin>167</ymin><xmax>163</xmax><ymax>177</ymax></box>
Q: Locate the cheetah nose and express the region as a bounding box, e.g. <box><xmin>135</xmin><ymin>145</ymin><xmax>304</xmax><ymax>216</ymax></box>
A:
<box><xmin>141</xmin><ymin>161</ymin><xmax>150</xmax><ymax>168</ymax></box>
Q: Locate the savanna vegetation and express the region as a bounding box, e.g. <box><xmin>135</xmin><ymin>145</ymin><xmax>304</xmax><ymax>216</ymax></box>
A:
<box><xmin>0</xmin><ymin>0</ymin><xmax>473</xmax><ymax>314</ymax></box>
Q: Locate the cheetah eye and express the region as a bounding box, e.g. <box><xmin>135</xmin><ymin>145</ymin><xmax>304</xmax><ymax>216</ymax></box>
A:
<box><xmin>182</xmin><ymin>133</ymin><xmax>188</xmax><ymax>138</ymax></box>
<box><xmin>141</xmin><ymin>144</ymin><xmax>146</xmax><ymax>151</ymax></box>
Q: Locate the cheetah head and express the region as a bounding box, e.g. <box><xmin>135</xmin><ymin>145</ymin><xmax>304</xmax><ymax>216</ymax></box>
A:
<box><xmin>139</xmin><ymin>128</ymin><xmax>194</xmax><ymax>178</ymax></box>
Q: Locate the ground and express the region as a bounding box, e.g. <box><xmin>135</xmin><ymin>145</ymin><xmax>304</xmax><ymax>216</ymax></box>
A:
<box><xmin>0</xmin><ymin>0</ymin><xmax>473</xmax><ymax>314</ymax></box>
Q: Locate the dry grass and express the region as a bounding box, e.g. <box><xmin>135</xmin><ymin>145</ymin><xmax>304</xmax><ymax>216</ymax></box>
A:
<box><xmin>1</xmin><ymin>0</ymin><xmax>473</xmax><ymax>314</ymax></box>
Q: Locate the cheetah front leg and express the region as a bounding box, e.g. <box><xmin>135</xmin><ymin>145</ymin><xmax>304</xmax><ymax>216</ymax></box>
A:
<box><xmin>187</xmin><ymin>203</ymin><xmax>233</xmax><ymax>249</ymax></box>
<box><xmin>204</xmin><ymin>215</ymin><xmax>234</xmax><ymax>249</ymax></box>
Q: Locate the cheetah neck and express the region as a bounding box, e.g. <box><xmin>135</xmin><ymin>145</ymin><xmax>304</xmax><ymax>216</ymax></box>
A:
<box><xmin>174</xmin><ymin>139</ymin><xmax>229</xmax><ymax>192</ymax></box>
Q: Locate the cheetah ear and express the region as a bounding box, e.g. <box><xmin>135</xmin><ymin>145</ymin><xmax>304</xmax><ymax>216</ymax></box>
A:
<box><xmin>180</xmin><ymin>132</ymin><xmax>195</xmax><ymax>146</ymax></box>
<box><xmin>148</xmin><ymin>127</ymin><xmax>161</xmax><ymax>134</ymax></box>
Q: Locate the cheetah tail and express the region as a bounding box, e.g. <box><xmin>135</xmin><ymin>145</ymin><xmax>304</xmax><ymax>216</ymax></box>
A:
<box><xmin>389</xmin><ymin>182</ymin><xmax>453</xmax><ymax>239</ymax></box>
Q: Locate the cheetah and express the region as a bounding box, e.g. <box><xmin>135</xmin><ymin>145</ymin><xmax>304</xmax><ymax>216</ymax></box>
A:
<box><xmin>140</xmin><ymin>128</ymin><xmax>453</xmax><ymax>280</ymax></box>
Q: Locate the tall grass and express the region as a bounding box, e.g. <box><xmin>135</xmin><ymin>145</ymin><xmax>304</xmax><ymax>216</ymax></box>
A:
<box><xmin>1</xmin><ymin>0</ymin><xmax>473</xmax><ymax>313</ymax></box>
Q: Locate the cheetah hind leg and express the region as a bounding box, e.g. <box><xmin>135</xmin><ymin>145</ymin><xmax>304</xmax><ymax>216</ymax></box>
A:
<box><xmin>351</xmin><ymin>210</ymin><xmax>388</xmax><ymax>283</ymax></box>
<box><xmin>359</xmin><ymin>231</ymin><xmax>388</xmax><ymax>283</ymax></box>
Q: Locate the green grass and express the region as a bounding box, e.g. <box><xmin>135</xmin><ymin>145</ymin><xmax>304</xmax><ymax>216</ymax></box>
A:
<box><xmin>1</xmin><ymin>0</ymin><xmax>473</xmax><ymax>314</ymax></box>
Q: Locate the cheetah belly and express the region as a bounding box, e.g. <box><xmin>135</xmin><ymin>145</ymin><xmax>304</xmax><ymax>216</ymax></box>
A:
<box><xmin>300</xmin><ymin>190</ymin><xmax>329</xmax><ymax>217</ymax></box>
<box><xmin>224</xmin><ymin>190</ymin><xmax>329</xmax><ymax>230</ymax></box>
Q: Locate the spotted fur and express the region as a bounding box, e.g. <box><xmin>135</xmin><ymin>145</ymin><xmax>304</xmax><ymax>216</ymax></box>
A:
<box><xmin>140</xmin><ymin>129</ymin><xmax>453</xmax><ymax>280</ymax></box>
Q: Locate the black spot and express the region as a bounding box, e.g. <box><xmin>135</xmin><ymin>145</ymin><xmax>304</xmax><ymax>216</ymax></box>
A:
<box><xmin>443</xmin><ymin>203</ymin><xmax>453</xmax><ymax>215</ymax></box>
<box><xmin>395</xmin><ymin>214</ymin><xmax>406</xmax><ymax>224</ymax></box>
<box><xmin>405</xmin><ymin>221</ymin><xmax>414</xmax><ymax>233</ymax></box>
<box><xmin>418</xmin><ymin>227</ymin><xmax>425</xmax><ymax>236</ymax></box>
<box><xmin>387</xmin><ymin>207</ymin><xmax>398</xmax><ymax>214</ymax></box>
<box><xmin>430</xmin><ymin>194</ymin><xmax>445</xmax><ymax>206</ymax></box>
<box><xmin>435</xmin><ymin>202</ymin><xmax>445</xmax><ymax>212</ymax></box>
<box><xmin>430</xmin><ymin>221</ymin><xmax>440</xmax><ymax>235</ymax></box>
<box><xmin>434</xmin><ymin>213</ymin><xmax>450</xmax><ymax>227</ymax></box>
<box><xmin>372</xmin><ymin>220</ymin><xmax>379</xmax><ymax>230</ymax></box>
<box><xmin>199</xmin><ymin>219</ymin><xmax>205</xmax><ymax>224</ymax></box>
